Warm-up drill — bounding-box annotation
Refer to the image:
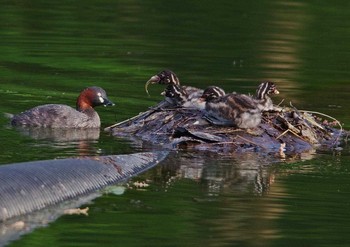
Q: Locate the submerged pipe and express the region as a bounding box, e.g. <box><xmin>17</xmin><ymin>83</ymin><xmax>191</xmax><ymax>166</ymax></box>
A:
<box><xmin>0</xmin><ymin>151</ymin><xmax>168</xmax><ymax>222</ymax></box>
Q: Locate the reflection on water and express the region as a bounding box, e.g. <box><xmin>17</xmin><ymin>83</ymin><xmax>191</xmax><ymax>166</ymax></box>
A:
<box><xmin>12</xmin><ymin>127</ymin><xmax>101</xmax><ymax>156</ymax></box>
<box><xmin>258</xmin><ymin>1</ymin><xmax>306</xmax><ymax>87</ymax></box>
<box><xmin>13</xmin><ymin>127</ymin><xmax>100</xmax><ymax>142</ymax></box>
<box><xmin>140</xmin><ymin>152</ymin><xmax>288</xmax><ymax>246</ymax></box>
<box><xmin>0</xmin><ymin>193</ymin><xmax>101</xmax><ymax>246</ymax></box>
<box><xmin>167</xmin><ymin>152</ymin><xmax>279</xmax><ymax>196</ymax></box>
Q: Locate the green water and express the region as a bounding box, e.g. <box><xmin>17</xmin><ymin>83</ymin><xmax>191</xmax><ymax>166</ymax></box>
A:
<box><xmin>1</xmin><ymin>1</ymin><xmax>350</xmax><ymax>246</ymax></box>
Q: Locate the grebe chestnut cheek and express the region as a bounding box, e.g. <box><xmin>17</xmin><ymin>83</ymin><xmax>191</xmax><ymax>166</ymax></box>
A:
<box><xmin>11</xmin><ymin>86</ymin><xmax>114</xmax><ymax>128</ymax></box>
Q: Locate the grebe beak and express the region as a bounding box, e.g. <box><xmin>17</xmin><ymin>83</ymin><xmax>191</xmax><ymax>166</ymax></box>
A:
<box><xmin>103</xmin><ymin>98</ymin><xmax>115</xmax><ymax>107</ymax></box>
<box><xmin>145</xmin><ymin>75</ymin><xmax>160</xmax><ymax>96</ymax></box>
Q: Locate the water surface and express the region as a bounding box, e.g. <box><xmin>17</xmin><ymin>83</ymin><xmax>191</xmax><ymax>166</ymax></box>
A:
<box><xmin>1</xmin><ymin>1</ymin><xmax>350</xmax><ymax>246</ymax></box>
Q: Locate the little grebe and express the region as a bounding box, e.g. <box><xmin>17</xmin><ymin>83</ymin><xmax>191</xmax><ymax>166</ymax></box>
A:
<box><xmin>11</xmin><ymin>86</ymin><xmax>114</xmax><ymax>128</ymax></box>
<box><xmin>145</xmin><ymin>70</ymin><xmax>201</xmax><ymax>99</ymax></box>
<box><xmin>199</xmin><ymin>82</ymin><xmax>279</xmax><ymax>129</ymax></box>
<box><xmin>254</xmin><ymin>81</ymin><xmax>279</xmax><ymax>111</ymax></box>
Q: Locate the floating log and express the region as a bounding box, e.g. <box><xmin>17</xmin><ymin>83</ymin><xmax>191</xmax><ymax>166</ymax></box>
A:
<box><xmin>0</xmin><ymin>151</ymin><xmax>168</xmax><ymax>222</ymax></box>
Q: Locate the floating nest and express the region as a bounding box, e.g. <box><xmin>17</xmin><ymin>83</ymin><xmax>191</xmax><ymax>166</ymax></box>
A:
<box><xmin>105</xmin><ymin>99</ymin><xmax>347</xmax><ymax>156</ymax></box>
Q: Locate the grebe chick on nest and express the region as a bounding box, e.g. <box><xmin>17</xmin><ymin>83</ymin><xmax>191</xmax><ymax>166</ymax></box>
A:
<box><xmin>161</xmin><ymin>84</ymin><xmax>226</xmax><ymax>109</ymax></box>
<box><xmin>145</xmin><ymin>70</ymin><xmax>202</xmax><ymax>101</ymax></box>
<box><xmin>254</xmin><ymin>81</ymin><xmax>280</xmax><ymax>111</ymax></box>
<box><xmin>199</xmin><ymin>82</ymin><xmax>279</xmax><ymax>129</ymax></box>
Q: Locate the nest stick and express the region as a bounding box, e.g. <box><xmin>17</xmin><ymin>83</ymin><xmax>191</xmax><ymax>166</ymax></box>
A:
<box><xmin>298</xmin><ymin>110</ymin><xmax>343</xmax><ymax>146</ymax></box>
<box><xmin>105</xmin><ymin>109</ymin><xmax>155</xmax><ymax>130</ymax></box>
<box><xmin>298</xmin><ymin>110</ymin><xmax>342</xmax><ymax>132</ymax></box>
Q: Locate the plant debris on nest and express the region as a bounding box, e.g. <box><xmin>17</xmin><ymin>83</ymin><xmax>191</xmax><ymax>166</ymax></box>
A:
<box><xmin>105</xmin><ymin>100</ymin><xmax>347</xmax><ymax>156</ymax></box>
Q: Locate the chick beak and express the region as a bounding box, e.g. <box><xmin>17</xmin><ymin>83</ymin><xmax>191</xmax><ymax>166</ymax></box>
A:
<box><xmin>145</xmin><ymin>75</ymin><xmax>160</xmax><ymax>96</ymax></box>
<box><xmin>273</xmin><ymin>89</ymin><xmax>280</xmax><ymax>95</ymax></box>
<box><xmin>197</xmin><ymin>97</ymin><xmax>205</xmax><ymax>103</ymax></box>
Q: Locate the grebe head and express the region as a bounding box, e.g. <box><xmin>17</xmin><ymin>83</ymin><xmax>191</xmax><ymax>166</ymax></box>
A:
<box><xmin>76</xmin><ymin>86</ymin><xmax>114</xmax><ymax>111</ymax></box>
<box><xmin>255</xmin><ymin>81</ymin><xmax>279</xmax><ymax>100</ymax></box>
<box><xmin>145</xmin><ymin>70</ymin><xmax>180</xmax><ymax>95</ymax></box>
<box><xmin>199</xmin><ymin>86</ymin><xmax>226</xmax><ymax>102</ymax></box>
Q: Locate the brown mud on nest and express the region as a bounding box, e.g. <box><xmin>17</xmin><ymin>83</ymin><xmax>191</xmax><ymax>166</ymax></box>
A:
<box><xmin>105</xmin><ymin>100</ymin><xmax>348</xmax><ymax>156</ymax></box>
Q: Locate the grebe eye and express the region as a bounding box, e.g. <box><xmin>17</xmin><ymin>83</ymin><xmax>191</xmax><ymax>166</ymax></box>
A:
<box><xmin>97</xmin><ymin>92</ymin><xmax>104</xmax><ymax>103</ymax></box>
